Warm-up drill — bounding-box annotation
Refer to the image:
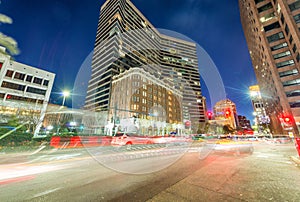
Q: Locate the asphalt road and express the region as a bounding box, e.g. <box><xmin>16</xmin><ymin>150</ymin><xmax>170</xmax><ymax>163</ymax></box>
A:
<box><xmin>0</xmin><ymin>141</ymin><xmax>299</xmax><ymax>202</ymax></box>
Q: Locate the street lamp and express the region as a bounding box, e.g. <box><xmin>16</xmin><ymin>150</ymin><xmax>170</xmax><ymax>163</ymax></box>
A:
<box><xmin>62</xmin><ymin>91</ymin><xmax>70</xmax><ymax>106</ymax></box>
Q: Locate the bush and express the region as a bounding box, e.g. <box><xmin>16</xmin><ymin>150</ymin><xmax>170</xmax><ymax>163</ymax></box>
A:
<box><xmin>0</xmin><ymin>131</ymin><xmax>33</xmax><ymax>146</ymax></box>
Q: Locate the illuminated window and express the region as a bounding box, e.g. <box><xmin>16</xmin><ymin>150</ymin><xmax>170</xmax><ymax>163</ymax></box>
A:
<box><xmin>5</xmin><ymin>70</ymin><xmax>13</xmax><ymax>78</ymax></box>
<box><xmin>33</xmin><ymin>77</ymin><xmax>43</xmax><ymax>85</ymax></box>
<box><xmin>273</xmin><ymin>51</ymin><xmax>291</xmax><ymax>60</ymax></box>
<box><xmin>14</xmin><ymin>72</ymin><xmax>25</xmax><ymax>81</ymax></box>
<box><xmin>276</xmin><ymin>60</ymin><xmax>294</xmax><ymax>68</ymax></box>
<box><xmin>271</xmin><ymin>42</ymin><xmax>288</xmax><ymax>51</ymax></box>
<box><xmin>279</xmin><ymin>69</ymin><xmax>298</xmax><ymax>77</ymax></box>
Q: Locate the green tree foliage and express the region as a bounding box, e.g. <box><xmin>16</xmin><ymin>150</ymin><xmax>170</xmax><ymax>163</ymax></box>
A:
<box><xmin>223</xmin><ymin>124</ymin><xmax>235</xmax><ymax>134</ymax></box>
<box><xmin>0</xmin><ymin>12</ymin><xmax>20</xmax><ymax>55</ymax></box>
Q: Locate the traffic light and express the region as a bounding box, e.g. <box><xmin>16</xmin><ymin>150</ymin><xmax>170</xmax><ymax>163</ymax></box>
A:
<box><xmin>207</xmin><ymin>111</ymin><xmax>213</xmax><ymax>120</ymax></box>
<box><xmin>225</xmin><ymin>109</ymin><xmax>231</xmax><ymax>118</ymax></box>
<box><xmin>279</xmin><ymin>114</ymin><xmax>294</xmax><ymax>128</ymax></box>
<box><xmin>283</xmin><ymin>116</ymin><xmax>293</xmax><ymax>125</ymax></box>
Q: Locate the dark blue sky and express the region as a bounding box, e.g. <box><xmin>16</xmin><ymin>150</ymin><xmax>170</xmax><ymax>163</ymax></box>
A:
<box><xmin>0</xmin><ymin>0</ymin><xmax>257</xmax><ymax>121</ymax></box>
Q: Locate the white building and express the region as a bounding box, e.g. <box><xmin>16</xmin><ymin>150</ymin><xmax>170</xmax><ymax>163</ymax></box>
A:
<box><xmin>0</xmin><ymin>46</ymin><xmax>55</xmax><ymax>136</ymax></box>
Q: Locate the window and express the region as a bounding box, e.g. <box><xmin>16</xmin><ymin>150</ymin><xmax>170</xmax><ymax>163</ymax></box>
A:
<box><xmin>273</xmin><ymin>51</ymin><xmax>291</xmax><ymax>60</ymax></box>
<box><xmin>43</xmin><ymin>80</ymin><xmax>49</xmax><ymax>86</ymax></box>
<box><xmin>281</xmin><ymin>14</ymin><xmax>285</xmax><ymax>24</ymax></box>
<box><xmin>279</xmin><ymin>69</ymin><xmax>298</xmax><ymax>77</ymax></box>
<box><xmin>267</xmin><ymin>32</ymin><xmax>284</xmax><ymax>43</ymax></box>
<box><xmin>289</xmin><ymin>1</ymin><xmax>300</xmax><ymax>12</ymax></box>
<box><xmin>26</xmin><ymin>75</ymin><xmax>33</xmax><ymax>82</ymax></box>
<box><xmin>14</xmin><ymin>72</ymin><xmax>25</xmax><ymax>81</ymax></box>
<box><xmin>289</xmin><ymin>36</ymin><xmax>293</xmax><ymax>44</ymax></box>
<box><xmin>276</xmin><ymin>59</ymin><xmax>294</xmax><ymax>68</ymax></box>
<box><xmin>1</xmin><ymin>81</ymin><xmax>25</xmax><ymax>91</ymax></box>
<box><xmin>26</xmin><ymin>87</ymin><xmax>46</xmax><ymax>95</ymax></box>
<box><xmin>264</xmin><ymin>22</ymin><xmax>280</xmax><ymax>32</ymax></box>
<box><xmin>289</xmin><ymin>101</ymin><xmax>300</xmax><ymax>108</ymax></box>
<box><xmin>255</xmin><ymin>0</ymin><xmax>265</xmax><ymax>4</ymax></box>
<box><xmin>258</xmin><ymin>3</ymin><xmax>272</xmax><ymax>13</ymax></box>
<box><xmin>271</xmin><ymin>42</ymin><xmax>288</xmax><ymax>51</ymax></box>
<box><xmin>286</xmin><ymin>90</ymin><xmax>300</xmax><ymax>97</ymax></box>
<box><xmin>33</xmin><ymin>77</ymin><xmax>43</xmax><ymax>85</ymax></box>
<box><xmin>293</xmin><ymin>44</ymin><xmax>297</xmax><ymax>53</ymax></box>
<box><xmin>260</xmin><ymin>12</ymin><xmax>275</xmax><ymax>23</ymax></box>
<box><xmin>282</xmin><ymin>79</ymin><xmax>300</xmax><ymax>87</ymax></box>
<box><xmin>5</xmin><ymin>70</ymin><xmax>14</xmax><ymax>78</ymax></box>
<box><xmin>285</xmin><ymin>25</ymin><xmax>290</xmax><ymax>35</ymax></box>
<box><xmin>294</xmin><ymin>13</ymin><xmax>300</xmax><ymax>24</ymax></box>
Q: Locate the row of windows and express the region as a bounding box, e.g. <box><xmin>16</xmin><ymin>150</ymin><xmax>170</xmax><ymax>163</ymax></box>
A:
<box><xmin>5</xmin><ymin>70</ymin><xmax>49</xmax><ymax>86</ymax></box>
<box><xmin>273</xmin><ymin>51</ymin><xmax>291</xmax><ymax>60</ymax></box>
<box><xmin>258</xmin><ymin>2</ymin><xmax>272</xmax><ymax>13</ymax></box>
<box><xmin>255</xmin><ymin>0</ymin><xmax>265</xmax><ymax>4</ymax></box>
<box><xmin>289</xmin><ymin>1</ymin><xmax>300</xmax><ymax>12</ymax></box>
<box><xmin>264</xmin><ymin>22</ymin><xmax>280</xmax><ymax>32</ymax></box>
<box><xmin>271</xmin><ymin>42</ymin><xmax>288</xmax><ymax>51</ymax></box>
<box><xmin>294</xmin><ymin>13</ymin><xmax>300</xmax><ymax>24</ymax></box>
<box><xmin>289</xmin><ymin>101</ymin><xmax>300</xmax><ymax>108</ymax></box>
<box><xmin>282</xmin><ymin>78</ymin><xmax>300</xmax><ymax>87</ymax></box>
<box><xmin>0</xmin><ymin>93</ymin><xmax>43</xmax><ymax>104</ymax></box>
<box><xmin>1</xmin><ymin>81</ymin><xmax>46</xmax><ymax>95</ymax></box>
<box><xmin>286</xmin><ymin>90</ymin><xmax>300</xmax><ymax>97</ymax></box>
<box><xmin>276</xmin><ymin>59</ymin><xmax>295</xmax><ymax>68</ymax></box>
<box><xmin>279</xmin><ymin>69</ymin><xmax>298</xmax><ymax>78</ymax></box>
<box><xmin>267</xmin><ymin>32</ymin><xmax>284</xmax><ymax>43</ymax></box>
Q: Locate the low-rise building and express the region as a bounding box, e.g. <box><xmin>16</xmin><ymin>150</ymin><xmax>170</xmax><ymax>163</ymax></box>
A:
<box><xmin>213</xmin><ymin>99</ymin><xmax>238</xmax><ymax>130</ymax></box>
<box><xmin>0</xmin><ymin>46</ymin><xmax>55</xmax><ymax>136</ymax></box>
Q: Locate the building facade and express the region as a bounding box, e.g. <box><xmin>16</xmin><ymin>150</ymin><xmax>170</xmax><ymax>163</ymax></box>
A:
<box><xmin>249</xmin><ymin>85</ymin><xmax>271</xmax><ymax>133</ymax></box>
<box><xmin>0</xmin><ymin>46</ymin><xmax>55</xmax><ymax>135</ymax></box>
<box><xmin>213</xmin><ymin>99</ymin><xmax>238</xmax><ymax>129</ymax></box>
<box><xmin>239</xmin><ymin>0</ymin><xmax>300</xmax><ymax>136</ymax></box>
<box><xmin>110</xmin><ymin>67</ymin><xmax>184</xmax><ymax>135</ymax></box>
<box><xmin>237</xmin><ymin>115</ymin><xmax>252</xmax><ymax>129</ymax></box>
<box><xmin>84</xmin><ymin>0</ymin><xmax>205</xmax><ymax>133</ymax></box>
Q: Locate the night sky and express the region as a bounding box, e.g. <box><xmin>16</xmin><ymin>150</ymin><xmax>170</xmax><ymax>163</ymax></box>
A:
<box><xmin>0</xmin><ymin>0</ymin><xmax>257</xmax><ymax>122</ymax></box>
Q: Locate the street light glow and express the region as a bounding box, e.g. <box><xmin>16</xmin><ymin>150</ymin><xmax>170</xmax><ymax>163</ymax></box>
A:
<box><xmin>61</xmin><ymin>90</ymin><xmax>70</xmax><ymax>106</ymax></box>
<box><xmin>62</xmin><ymin>91</ymin><xmax>70</xmax><ymax>97</ymax></box>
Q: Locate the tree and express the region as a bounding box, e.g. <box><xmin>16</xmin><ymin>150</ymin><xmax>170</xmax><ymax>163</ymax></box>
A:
<box><xmin>223</xmin><ymin>124</ymin><xmax>235</xmax><ymax>134</ymax></box>
<box><xmin>0</xmin><ymin>13</ymin><xmax>20</xmax><ymax>56</ymax></box>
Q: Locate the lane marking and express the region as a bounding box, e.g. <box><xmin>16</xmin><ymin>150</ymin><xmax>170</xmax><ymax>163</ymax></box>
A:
<box><xmin>32</xmin><ymin>187</ymin><xmax>62</xmax><ymax>198</ymax></box>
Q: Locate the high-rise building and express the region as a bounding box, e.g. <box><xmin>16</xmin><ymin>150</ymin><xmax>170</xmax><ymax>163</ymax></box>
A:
<box><xmin>0</xmin><ymin>46</ymin><xmax>55</xmax><ymax>136</ymax></box>
<box><xmin>239</xmin><ymin>0</ymin><xmax>300</xmax><ymax>136</ymax></box>
<box><xmin>249</xmin><ymin>85</ymin><xmax>271</xmax><ymax>133</ymax></box>
<box><xmin>85</xmin><ymin>0</ymin><xmax>205</xmax><ymax>133</ymax></box>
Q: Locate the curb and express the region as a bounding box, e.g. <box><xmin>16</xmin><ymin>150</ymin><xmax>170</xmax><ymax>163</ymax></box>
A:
<box><xmin>290</xmin><ymin>156</ymin><xmax>300</xmax><ymax>165</ymax></box>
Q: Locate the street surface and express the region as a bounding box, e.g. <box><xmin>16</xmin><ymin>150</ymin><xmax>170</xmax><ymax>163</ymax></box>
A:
<box><xmin>0</xmin><ymin>141</ymin><xmax>299</xmax><ymax>202</ymax></box>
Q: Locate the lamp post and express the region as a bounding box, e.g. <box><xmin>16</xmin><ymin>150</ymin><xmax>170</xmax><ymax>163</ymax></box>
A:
<box><xmin>56</xmin><ymin>90</ymin><xmax>70</xmax><ymax>135</ymax></box>
<box><xmin>62</xmin><ymin>91</ymin><xmax>70</xmax><ymax>106</ymax></box>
